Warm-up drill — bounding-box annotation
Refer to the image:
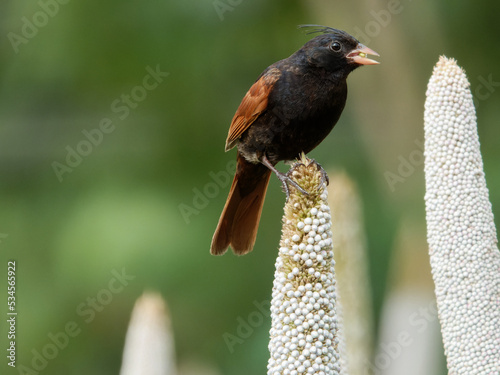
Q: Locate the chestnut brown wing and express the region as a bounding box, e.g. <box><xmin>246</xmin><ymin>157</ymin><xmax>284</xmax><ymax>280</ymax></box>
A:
<box><xmin>225</xmin><ymin>68</ymin><xmax>281</xmax><ymax>151</ymax></box>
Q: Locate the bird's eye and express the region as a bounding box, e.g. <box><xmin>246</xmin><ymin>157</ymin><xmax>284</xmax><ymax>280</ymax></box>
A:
<box><xmin>330</xmin><ymin>42</ymin><xmax>342</xmax><ymax>52</ymax></box>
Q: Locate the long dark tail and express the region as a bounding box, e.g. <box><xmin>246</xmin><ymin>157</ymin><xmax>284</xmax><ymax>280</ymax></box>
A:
<box><xmin>210</xmin><ymin>153</ymin><xmax>271</xmax><ymax>255</ymax></box>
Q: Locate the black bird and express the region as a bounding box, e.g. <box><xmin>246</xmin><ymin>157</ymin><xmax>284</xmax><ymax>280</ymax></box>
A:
<box><xmin>211</xmin><ymin>25</ymin><xmax>378</xmax><ymax>256</ymax></box>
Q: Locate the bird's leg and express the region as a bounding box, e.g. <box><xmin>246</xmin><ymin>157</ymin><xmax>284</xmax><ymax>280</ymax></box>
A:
<box><xmin>261</xmin><ymin>155</ymin><xmax>309</xmax><ymax>199</ymax></box>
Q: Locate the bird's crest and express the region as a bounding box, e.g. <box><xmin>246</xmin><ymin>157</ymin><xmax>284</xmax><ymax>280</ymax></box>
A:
<box><xmin>297</xmin><ymin>24</ymin><xmax>347</xmax><ymax>37</ymax></box>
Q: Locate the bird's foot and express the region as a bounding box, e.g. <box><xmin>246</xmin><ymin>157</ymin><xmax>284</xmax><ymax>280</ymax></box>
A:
<box><xmin>261</xmin><ymin>155</ymin><xmax>309</xmax><ymax>201</ymax></box>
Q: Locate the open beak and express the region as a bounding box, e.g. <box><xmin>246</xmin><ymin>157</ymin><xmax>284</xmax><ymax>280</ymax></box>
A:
<box><xmin>347</xmin><ymin>44</ymin><xmax>380</xmax><ymax>65</ymax></box>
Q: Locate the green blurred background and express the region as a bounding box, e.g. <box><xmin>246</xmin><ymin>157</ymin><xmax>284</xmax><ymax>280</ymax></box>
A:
<box><xmin>1</xmin><ymin>0</ymin><xmax>499</xmax><ymax>374</ymax></box>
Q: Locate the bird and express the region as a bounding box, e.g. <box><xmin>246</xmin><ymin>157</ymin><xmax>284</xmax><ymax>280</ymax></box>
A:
<box><xmin>211</xmin><ymin>25</ymin><xmax>379</xmax><ymax>256</ymax></box>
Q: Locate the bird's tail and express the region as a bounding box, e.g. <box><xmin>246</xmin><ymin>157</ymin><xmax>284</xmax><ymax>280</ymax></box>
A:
<box><xmin>210</xmin><ymin>153</ymin><xmax>271</xmax><ymax>255</ymax></box>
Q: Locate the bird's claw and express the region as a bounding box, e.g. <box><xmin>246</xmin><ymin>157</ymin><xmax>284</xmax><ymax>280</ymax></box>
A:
<box><xmin>312</xmin><ymin>160</ymin><xmax>330</xmax><ymax>187</ymax></box>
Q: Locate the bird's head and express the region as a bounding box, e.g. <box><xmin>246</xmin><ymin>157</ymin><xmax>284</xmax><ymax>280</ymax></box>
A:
<box><xmin>298</xmin><ymin>25</ymin><xmax>379</xmax><ymax>74</ymax></box>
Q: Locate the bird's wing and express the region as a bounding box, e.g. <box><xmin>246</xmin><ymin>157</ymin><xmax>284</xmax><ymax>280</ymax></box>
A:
<box><xmin>225</xmin><ymin>68</ymin><xmax>281</xmax><ymax>151</ymax></box>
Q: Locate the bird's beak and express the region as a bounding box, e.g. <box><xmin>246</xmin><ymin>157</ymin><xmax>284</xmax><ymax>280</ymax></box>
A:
<box><xmin>347</xmin><ymin>44</ymin><xmax>380</xmax><ymax>65</ymax></box>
